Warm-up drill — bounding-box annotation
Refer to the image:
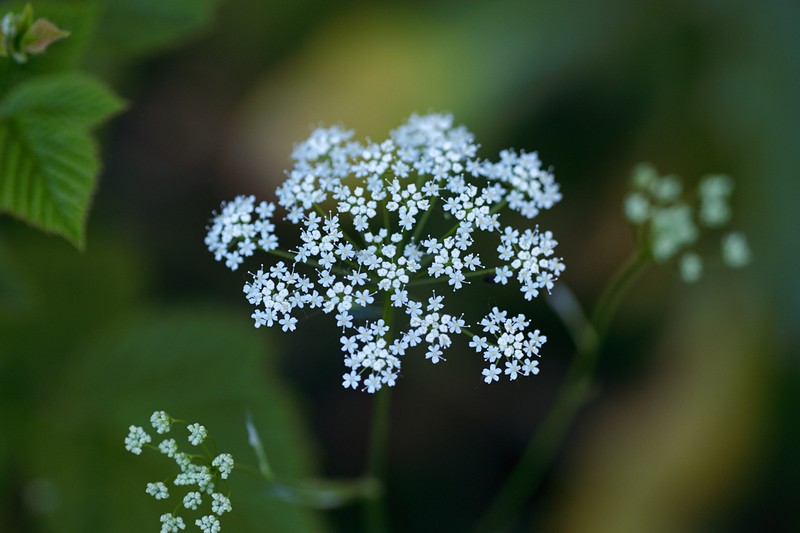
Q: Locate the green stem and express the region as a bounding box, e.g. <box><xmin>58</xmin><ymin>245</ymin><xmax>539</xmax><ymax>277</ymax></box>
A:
<box><xmin>363</xmin><ymin>298</ymin><xmax>395</xmax><ymax>532</ymax></box>
<box><xmin>364</xmin><ymin>388</ymin><xmax>391</xmax><ymax>532</ymax></box>
<box><xmin>266</xmin><ymin>248</ymin><xmax>353</xmax><ymax>276</ymax></box>
<box><xmin>409</xmin><ymin>267</ymin><xmax>497</xmax><ymax>287</ymax></box>
<box><xmin>441</xmin><ymin>199</ymin><xmax>506</xmax><ymax>241</ymax></box>
<box><xmin>267</xmin><ymin>248</ymin><xmax>300</xmax><ymax>262</ymax></box>
<box><xmin>472</xmin><ymin>250</ymin><xmax>650</xmax><ymax>533</ymax></box>
<box><xmin>489</xmin><ymin>200</ymin><xmax>508</xmax><ymax>215</ymax></box>
<box><xmin>313</xmin><ymin>203</ymin><xmax>363</xmax><ymax>249</ymax></box>
<box><xmin>411</xmin><ymin>196</ymin><xmax>438</xmax><ymax>244</ymax></box>
<box><xmin>591</xmin><ymin>249</ymin><xmax>651</xmax><ymax>338</ymax></box>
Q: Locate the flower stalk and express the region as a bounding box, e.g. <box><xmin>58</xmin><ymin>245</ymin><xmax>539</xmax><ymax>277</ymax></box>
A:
<box><xmin>473</xmin><ymin>251</ymin><xmax>650</xmax><ymax>532</ymax></box>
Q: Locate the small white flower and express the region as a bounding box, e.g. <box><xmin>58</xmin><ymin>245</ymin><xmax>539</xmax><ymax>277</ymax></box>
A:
<box><xmin>211</xmin><ymin>493</ymin><xmax>232</xmax><ymax>515</ymax></box>
<box><xmin>211</xmin><ymin>453</ymin><xmax>234</xmax><ymax>480</ymax></box>
<box><xmin>146</xmin><ymin>481</ymin><xmax>169</xmax><ymax>500</ymax></box>
<box><xmin>650</xmin><ymin>175</ymin><xmax>682</xmax><ymax>202</ymax></box>
<box><xmin>700</xmin><ymin>197</ymin><xmax>731</xmax><ymax>227</ymax></box>
<box><xmin>150</xmin><ymin>411</ymin><xmax>171</xmax><ymax>434</ymax></box>
<box><xmin>494</xmin><ymin>266</ymin><xmax>512</xmax><ymax>284</ymax></box>
<box><xmin>124</xmin><ymin>425</ymin><xmax>151</xmax><ymax>455</ymax></box>
<box><xmin>196</xmin><ymin>515</ymin><xmax>221</xmax><ymax>533</ymax></box>
<box><xmin>183</xmin><ymin>491</ymin><xmax>202</xmax><ymax>510</ymax></box>
<box><xmin>522</xmin><ymin>358</ymin><xmax>540</xmax><ymax>376</ymax></box>
<box><xmin>187</xmin><ymin>423</ymin><xmax>207</xmax><ymax>446</ymax></box>
<box><xmin>699</xmin><ymin>174</ymin><xmax>733</xmax><ymax>199</ymax></box>
<box><xmin>173</xmin><ymin>452</ymin><xmax>191</xmax><ymax>470</ymax></box>
<box><xmin>160</xmin><ymin>513</ymin><xmax>186</xmax><ymax>533</ymax></box>
<box><xmin>650</xmin><ymin>204</ymin><xmax>698</xmax><ymax>262</ymax></box>
<box><xmin>679</xmin><ymin>252</ymin><xmax>703</xmax><ymax>283</ymax></box>
<box><xmin>158</xmin><ymin>438</ymin><xmax>178</xmax><ymax>458</ymax></box>
<box><xmin>469</xmin><ymin>336</ymin><xmax>488</xmax><ymax>352</ymax></box>
<box><xmin>482</xmin><ymin>364</ymin><xmax>500</xmax><ymax>384</ymax></box>
<box><xmin>504</xmin><ymin>360</ymin><xmax>521</xmax><ymax>380</ymax></box>
<box><xmin>624</xmin><ymin>192</ymin><xmax>650</xmax><ymax>223</ymax></box>
<box><xmin>364</xmin><ymin>373</ymin><xmax>382</xmax><ymax>394</ymax></box>
<box><xmin>722</xmin><ymin>232</ymin><xmax>751</xmax><ymax>268</ymax></box>
<box><xmin>342</xmin><ymin>370</ymin><xmax>360</xmax><ymax>389</ymax></box>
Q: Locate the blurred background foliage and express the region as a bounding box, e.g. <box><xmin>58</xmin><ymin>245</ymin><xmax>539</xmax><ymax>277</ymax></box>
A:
<box><xmin>1</xmin><ymin>0</ymin><xmax>797</xmax><ymax>531</ymax></box>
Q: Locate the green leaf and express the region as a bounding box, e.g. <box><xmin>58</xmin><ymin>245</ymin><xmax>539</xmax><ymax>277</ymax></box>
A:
<box><xmin>0</xmin><ymin>3</ymin><xmax>98</xmax><ymax>94</ymax></box>
<box><xmin>0</xmin><ymin>3</ymin><xmax>70</xmax><ymax>63</ymax></box>
<box><xmin>0</xmin><ymin>74</ymin><xmax>124</xmax><ymax>248</ymax></box>
<box><xmin>21</xmin><ymin>17</ymin><xmax>71</xmax><ymax>54</ymax></box>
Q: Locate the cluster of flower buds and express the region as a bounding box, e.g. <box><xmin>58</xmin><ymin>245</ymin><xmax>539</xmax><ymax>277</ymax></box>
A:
<box><xmin>125</xmin><ymin>411</ymin><xmax>234</xmax><ymax>533</ymax></box>
<box><xmin>623</xmin><ymin>163</ymin><xmax>750</xmax><ymax>283</ymax></box>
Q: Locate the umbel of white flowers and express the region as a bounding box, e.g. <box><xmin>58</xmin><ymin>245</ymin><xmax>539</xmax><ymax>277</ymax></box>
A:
<box><xmin>206</xmin><ymin>113</ymin><xmax>565</xmax><ymax>392</ymax></box>
<box><xmin>125</xmin><ymin>411</ymin><xmax>234</xmax><ymax>533</ymax></box>
<box><xmin>623</xmin><ymin>163</ymin><xmax>751</xmax><ymax>283</ymax></box>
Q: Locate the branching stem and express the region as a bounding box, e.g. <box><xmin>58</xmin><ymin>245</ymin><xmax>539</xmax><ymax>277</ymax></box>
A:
<box><xmin>473</xmin><ymin>250</ymin><xmax>650</xmax><ymax>532</ymax></box>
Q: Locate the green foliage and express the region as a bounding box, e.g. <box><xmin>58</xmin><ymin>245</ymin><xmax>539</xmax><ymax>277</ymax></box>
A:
<box><xmin>0</xmin><ymin>0</ymin><xmax>222</xmax><ymax>248</ymax></box>
<box><xmin>0</xmin><ymin>231</ymin><xmax>326</xmax><ymax>531</ymax></box>
<box><xmin>0</xmin><ymin>3</ymin><xmax>70</xmax><ymax>63</ymax></box>
<box><xmin>0</xmin><ymin>74</ymin><xmax>124</xmax><ymax>248</ymax></box>
<box><xmin>27</xmin><ymin>310</ymin><xmax>326</xmax><ymax>532</ymax></box>
<box><xmin>93</xmin><ymin>0</ymin><xmax>220</xmax><ymax>59</ymax></box>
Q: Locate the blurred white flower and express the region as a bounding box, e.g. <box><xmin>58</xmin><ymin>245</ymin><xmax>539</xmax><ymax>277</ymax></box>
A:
<box><xmin>623</xmin><ymin>163</ymin><xmax>749</xmax><ymax>281</ymax></box>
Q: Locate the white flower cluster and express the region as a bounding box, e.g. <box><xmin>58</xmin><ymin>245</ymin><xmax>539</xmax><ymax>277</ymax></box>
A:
<box><xmin>124</xmin><ymin>425</ymin><xmax>151</xmax><ymax>455</ymax></box>
<box><xmin>187</xmin><ymin>423</ymin><xmax>208</xmax><ymax>446</ymax></box>
<box><xmin>624</xmin><ymin>163</ymin><xmax>751</xmax><ymax>282</ymax></box>
<box><xmin>211</xmin><ymin>453</ymin><xmax>234</xmax><ymax>479</ymax></box>
<box><xmin>125</xmin><ymin>411</ymin><xmax>235</xmax><ymax>533</ymax></box>
<box><xmin>472</xmin><ymin>307</ymin><xmax>545</xmax><ymax>383</ymax></box>
<box><xmin>206</xmin><ymin>113</ymin><xmax>565</xmax><ymax>391</ymax></box>
<box><xmin>205</xmin><ymin>195</ymin><xmax>279</xmax><ymax>271</ymax></box>
<box><xmin>146</xmin><ymin>482</ymin><xmax>170</xmax><ymax>500</ymax></box>
<box><xmin>160</xmin><ymin>513</ymin><xmax>186</xmax><ymax>532</ymax></box>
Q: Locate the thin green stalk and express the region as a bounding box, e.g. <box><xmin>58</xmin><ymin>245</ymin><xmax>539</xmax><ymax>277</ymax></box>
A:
<box><xmin>591</xmin><ymin>249</ymin><xmax>651</xmax><ymax>338</ymax></box>
<box><xmin>411</xmin><ymin>196</ymin><xmax>438</xmax><ymax>244</ymax></box>
<box><xmin>409</xmin><ymin>267</ymin><xmax>496</xmax><ymax>287</ymax></box>
<box><xmin>313</xmin><ymin>203</ymin><xmax>363</xmax><ymax>249</ymax></box>
<box><xmin>363</xmin><ymin>299</ymin><xmax>395</xmax><ymax>533</ymax></box>
<box><xmin>267</xmin><ymin>248</ymin><xmax>300</xmax><ymax>262</ymax></box>
<box><xmin>383</xmin><ymin>203</ymin><xmax>391</xmax><ymax>231</ymax></box>
<box><xmin>441</xmin><ymin>220</ymin><xmax>460</xmax><ymax>239</ymax></box>
<box><xmin>473</xmin><ymin>250</ymin><xmax>650</xmax><ymax>533</ymax></box>
<box><xmin>442</xmin><ymin>201</ymin><xmax>507</xmax><ymax>240</ymax></box>
<box><xmin>364</xmin><ymin>388</ymin><xmax>391</xmax><ymax>533</ymax></box>
<box><xmin>489</xmin><ymin>200</ymin><xmax>508</xmax><ymax>215</ymax></box>
<box><xmin>266</xmin><ymin>248</ymin><xmax>353</xmax><ymax>276</ymax></box>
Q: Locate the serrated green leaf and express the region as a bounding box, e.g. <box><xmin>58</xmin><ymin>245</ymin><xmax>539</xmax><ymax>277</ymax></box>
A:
<box><xmin>0</xmin><ymin>72</ymin><xmax>123</xmax><ymax>125</ymax></box>
<box><xmin>0</xmin><ymin>74</ymin><xmax>124</xmax><ymax>248</ymax></box>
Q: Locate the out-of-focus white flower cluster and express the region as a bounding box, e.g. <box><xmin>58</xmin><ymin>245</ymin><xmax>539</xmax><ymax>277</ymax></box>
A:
<box><xmin>125</xmin><ymin>412</ymin><xmax>234</xmax><ymax>533</ymax></box>
<box><xmin>623</xmin><ymin>163</ymin><xmax>751</xmax><ymax>282</ymax></box>
<box><xmin>205</xmin><ymin>114</ymin><xmax>565</xmax><ymax>391</ymax></box>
